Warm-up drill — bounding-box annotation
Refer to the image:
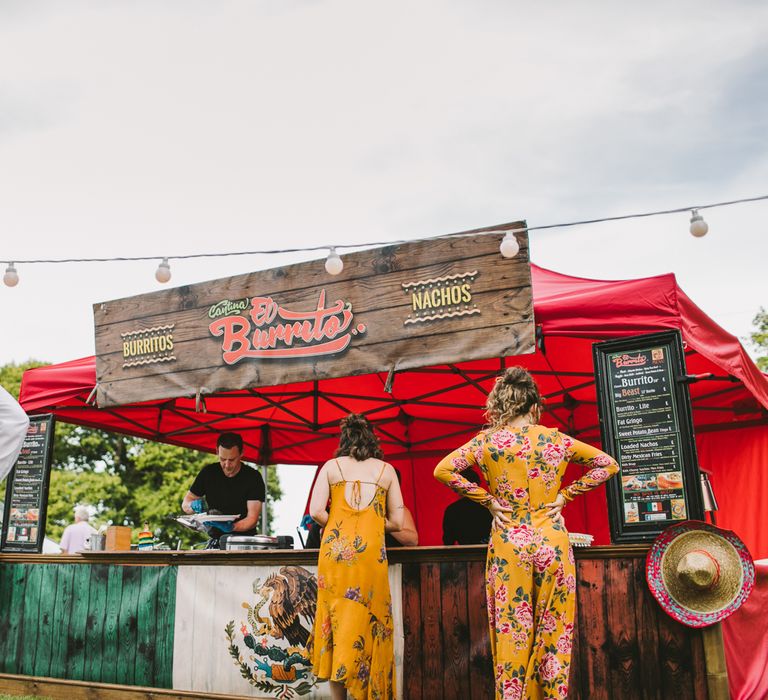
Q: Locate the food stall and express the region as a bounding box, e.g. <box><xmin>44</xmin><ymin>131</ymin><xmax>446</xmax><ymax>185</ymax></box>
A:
<box><xmin>2</xmin><ymin>226</ymin><xmax>766</xmax><ymax>699</ymax></box>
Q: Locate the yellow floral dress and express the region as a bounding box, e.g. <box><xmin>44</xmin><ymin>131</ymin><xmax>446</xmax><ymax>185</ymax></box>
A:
<box><xmin>434</xmin><ymin>425</ymin><xmax>618</xmax><ymax>700</ymax></box>
<box><xmin>308</xmin><ymin>467</ymin><xmax>395</xmax><ymax>700</ymax></box>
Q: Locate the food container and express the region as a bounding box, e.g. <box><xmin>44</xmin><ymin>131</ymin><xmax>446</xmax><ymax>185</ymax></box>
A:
<box><xmin>221</xmin><ymin>535</ymin><xmax>294</xmax><ymax>551</ymax></box>
<box><xmin>88</xmin><ymin>533</ymin><xmax>107</xmax><ymax>551</ymax></box>
<box><xmin>105</xmin><ymin>525</ymin><xmax>132</xmax><ymax>551</ymax></box>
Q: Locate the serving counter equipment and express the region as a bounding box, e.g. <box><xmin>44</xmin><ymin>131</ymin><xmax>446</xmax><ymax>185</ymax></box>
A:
<box><xmin>0</xmin><ymin>544</ymin><xmax>714</xmax><ymax>699</ymax></box>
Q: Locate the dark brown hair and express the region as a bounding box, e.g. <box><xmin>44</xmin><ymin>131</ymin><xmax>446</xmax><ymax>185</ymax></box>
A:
<box><xmin>485</xmin><ymin>366</ymin><xmax>543</xmax><ymax>429</ymax></box>
<box><xmin>217</xmin><ymin>431</ymin><xmax>243</xmax><ymax>453</ymax></box>
<box><xmin>335</xmin><ymin>413</ymin><xmax>383</xmax><ymax>461</ymax></box>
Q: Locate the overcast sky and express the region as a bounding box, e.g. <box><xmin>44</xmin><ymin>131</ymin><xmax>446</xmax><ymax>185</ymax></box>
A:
<box><xmin>1</xmin><ymin>1</ymin><xmax>767</xmax><ymax>367</ymax></box>
<box><xmin>2</xmin><ymin>1</ymin><xmax>766</xmax><ymax>539</ymax></box>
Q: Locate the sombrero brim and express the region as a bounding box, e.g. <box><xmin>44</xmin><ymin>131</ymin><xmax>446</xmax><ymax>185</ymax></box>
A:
<box><xmin>646</xmin><ymin>520</ymin><xmax>755</xmax><ymax>628</ymax></box>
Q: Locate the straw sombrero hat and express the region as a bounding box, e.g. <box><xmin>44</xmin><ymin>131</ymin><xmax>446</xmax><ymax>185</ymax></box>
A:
<box><xmin>646</xmin><ymin>520</ymin><xmax>755</xmax><ymax>628</ymax></box>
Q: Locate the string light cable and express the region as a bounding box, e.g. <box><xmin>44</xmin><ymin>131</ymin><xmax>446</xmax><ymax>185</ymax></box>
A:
<box><xmin>3</xmin><ymin>193</ymin><xmax>767</xmax><ymax>286</ymax></box>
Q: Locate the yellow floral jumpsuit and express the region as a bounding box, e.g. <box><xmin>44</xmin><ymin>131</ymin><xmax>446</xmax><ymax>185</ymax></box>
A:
<box><xmin>434</xmin><ymin>425</ymin><xmax>618</xmax><ymax>700</ymax></box>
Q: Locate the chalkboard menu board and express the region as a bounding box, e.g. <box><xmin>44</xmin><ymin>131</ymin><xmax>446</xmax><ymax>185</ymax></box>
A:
<box><xmin>1</xmin><ymin>414</ymin><xmax>55</xmax><ymax>553</ymax></box>
<box><xmin>593</xmin><ymin>331</ymin><xmax>704</xmax><ymax>542</ymax></box>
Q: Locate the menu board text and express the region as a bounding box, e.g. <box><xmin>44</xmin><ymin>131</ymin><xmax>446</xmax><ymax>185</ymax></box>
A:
<box><xmin>1</xmin><ymin>415</ymin><xmax>55</xmax><ymax>553</ymax></box>
<box><xmin>594</xmin><ymin>332</ymin><xmax>704</xmax><ymax>543</ymax></box>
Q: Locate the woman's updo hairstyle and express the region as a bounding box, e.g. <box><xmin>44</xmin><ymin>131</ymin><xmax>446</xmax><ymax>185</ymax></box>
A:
<box><xmin>485</xmin><ymin>366</ymin><xmax>543</xmax><ymax>429</ymax></box>
<box><xmin>336</xmin><ymin>413</ymin><xmax>383</xmax><ymax>461</ymax></box>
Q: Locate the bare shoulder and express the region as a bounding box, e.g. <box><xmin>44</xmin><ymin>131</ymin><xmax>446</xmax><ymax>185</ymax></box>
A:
<box><xmin>319</xmin><ymin>459</ymin><xmax>340</xmax><ymax>483</ymax></box>
<box><xmin>381</xmin><ymin>462</ymin><xmax>400</xmax><ymax>488</ymax></box>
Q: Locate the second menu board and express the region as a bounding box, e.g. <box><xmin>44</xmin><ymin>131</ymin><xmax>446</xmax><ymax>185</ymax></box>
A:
<box><xmin>593</xmin><ymin>331</ymin><xmax>704</xmax><ymax>542</ymax></box>
<box><xmin>0</xmin><ymin>414</ymin><xmax>55</xmax><ymax>553</ymax></box>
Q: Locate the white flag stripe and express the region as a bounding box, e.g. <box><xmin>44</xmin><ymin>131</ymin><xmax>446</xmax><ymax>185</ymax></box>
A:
<box><xmin>172</xmin><ymin>564</ymin><xmax>403</xmax><ymax>699</ymax></box>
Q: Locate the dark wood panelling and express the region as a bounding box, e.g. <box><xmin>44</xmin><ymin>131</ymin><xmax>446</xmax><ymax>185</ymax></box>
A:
<box><xmin>575</xmin><ymin>559</ymin><xmax>610</xmax><ymax>700</ymax></box>
<box><xmin>401</xmin><ymin>561</ymin><xmax>423</xmax><ymax>700</ymax></box>
<box><xmin>0</xmin><ymin>550</ymin><xmax>711</xmax><ymax>699</ymax></box>
<box><xmin>396</xmin><ymin>554</ymin><xmax>710</xmax><ymax>699</ymax></box>
<box><xmin>466</xmin><ymin>560</ymin><xmax>493</xmax><ymax>699</ymax></box>
<box><xmin>68</xmin><ymin>564</ymin><xmax>93</xmax><ymax>680</ymax></box>
<box><xmin>7</xmin><ymin>564</ymin><xmax>27</xmax><ymax>674</ymax></box>
<box><xmin>0</xmin><ymin>563</ymin><xmax>176</xmax><ymax>689</ymax></box>
<box><xmin>633</xmin><ymin>558</ymin><xmax>662</xmax><ymax>700</ymax></box>
<box><xmin>440</xmin><ymin>561</ymin><xmax>470</xmax><ymax>700</ymax></box>
<box><xmin>419</xmin><ymin>562</ymin><xmax>444</xmax><ymax>699</ymax></box>
<box><xmin>19</xmin><ymin>562</ymin><xmax>43</xmax><ymax>676</ymax></box>
<box><xmin>85</xmin><ymin>564</ymin><xmax>109</xmax><ymax>682</ymax></box>
<box><xmin>605</xmin><ymin>558</ymin><xmax>641</xmax><ymax>698</ymax></box>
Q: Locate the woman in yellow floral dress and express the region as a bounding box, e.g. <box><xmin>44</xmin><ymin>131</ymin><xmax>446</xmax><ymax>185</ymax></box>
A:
<box><xmin>308</xmin><ymin>414</ymin><xmax>404</xmax><ymax>700</ymax></box>
<box><xmin>434</xmin><ymin>367</ymin><xmax>618</xmax><ymax>700</ymax></box>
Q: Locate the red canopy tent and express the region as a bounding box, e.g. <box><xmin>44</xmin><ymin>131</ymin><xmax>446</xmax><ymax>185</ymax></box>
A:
<box><xmin>19</xmin><ymin>264</ymin><xmax>768</xmax><ymax>554</ymax></box>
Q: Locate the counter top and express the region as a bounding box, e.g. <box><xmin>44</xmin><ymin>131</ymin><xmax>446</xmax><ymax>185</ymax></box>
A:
<box><xmin>0</xmin><ymin>543</ymin><xmax>651</xmax><ymax>565</ymax></box>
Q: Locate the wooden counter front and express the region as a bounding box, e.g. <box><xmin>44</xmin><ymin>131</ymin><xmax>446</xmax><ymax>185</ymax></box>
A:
<box><xmin>0</xmin><ymin>546</ymin><xmax>709</xmax><ymax>699</ymax></box>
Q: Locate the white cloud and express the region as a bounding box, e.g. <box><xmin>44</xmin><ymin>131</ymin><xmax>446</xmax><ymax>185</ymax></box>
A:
<box><xmin>0</xmin><ymin>0</ymin><xmax>766</xmax><ymax>365</ymax></box>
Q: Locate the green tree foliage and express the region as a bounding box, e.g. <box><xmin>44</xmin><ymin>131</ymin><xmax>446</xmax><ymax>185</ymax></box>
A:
<box><xmin>0</xmin><ymin>360</ymin><xmax>48</xmax><ymax>400</ymax></box>
<box><xmin>1</xmin><ymin>361</ymin><xmax>283</xmax><ymax>548</ymax></box>
<box><xmin>46</xmin><ymin>469</ymin><xmax>127</xmax><ymax>541</ymax></box>
<box><xmin>132</xmin><ymin>440</ymin><xmax>213</xmax><ymax>548</ymax></box>
<box><xmin>750</xmin><ymin>307</ymin><xmax>768</xmax><ymax>371</ymax></box>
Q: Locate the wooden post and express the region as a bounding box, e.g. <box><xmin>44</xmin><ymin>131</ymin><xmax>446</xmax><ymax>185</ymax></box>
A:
<box><xmin>261</xmin><ymin>464</ymin><xmax>268</xmax><ymax>535</ymax></box>
<box><xmin>701</xmin><ymin>623</ymin><xmax>729</xmax><ymax>700</ymax></box>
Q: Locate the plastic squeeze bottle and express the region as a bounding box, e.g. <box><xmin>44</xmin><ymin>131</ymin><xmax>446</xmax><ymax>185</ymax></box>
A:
<box><xmin>137</xmin><ymin>522</ymin><xmax>154</xmax><ymax>551</ymax></box>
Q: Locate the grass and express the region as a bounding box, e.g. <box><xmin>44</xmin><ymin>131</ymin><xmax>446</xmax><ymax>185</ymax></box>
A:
<box><xmin>0</xmin><ymin>695</ymin><xmax>53</xmax><ymax>699</ymax></box>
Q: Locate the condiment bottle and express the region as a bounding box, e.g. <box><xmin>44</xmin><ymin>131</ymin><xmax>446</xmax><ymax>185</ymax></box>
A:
<box><xmin>138</xmin><ymin>522</ymin><xmax>154</xmax><ymax>551</ymax></box>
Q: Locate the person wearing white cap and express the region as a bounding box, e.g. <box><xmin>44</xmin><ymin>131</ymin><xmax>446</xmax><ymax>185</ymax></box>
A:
<box><xmin>59</xmin><ymin>505</ymin><xmax>97</xmax><ymax>554</ymax></box>
<box><xmin>0</xmin><ymin>385</ymin><xmax>29</xmax><ymax>482</ymax></box>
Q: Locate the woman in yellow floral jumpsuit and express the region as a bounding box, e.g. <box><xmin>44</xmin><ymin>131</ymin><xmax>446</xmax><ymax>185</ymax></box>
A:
<box><xmin>435</xmin><ymin>367</ymin><xmax>618</xmax><ymax>700</ymax></box>
<box><xmin>308</xmin><ymin>414</ymin><xmax>405</xmax><ymax>700</ymax></box>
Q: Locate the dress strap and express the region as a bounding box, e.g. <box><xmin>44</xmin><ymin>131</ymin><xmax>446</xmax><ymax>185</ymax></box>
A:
<box><xmin>374</xmin><ymin>461</ymin><xmax>387</xmax><ymax>486</ymax></box>
<box><xmin>334</xmin><ymin>458</ymin><xmax>345</xmax><ymax>481</ymax></box>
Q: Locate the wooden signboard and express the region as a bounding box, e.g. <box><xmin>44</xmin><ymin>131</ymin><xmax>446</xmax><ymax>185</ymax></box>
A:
<box><xmin>1</xmin><ymin>414</ymin><xmax>55</xmax><ymax>553</ymax></box>
<box><xmin>93</xmin><ymin>228</ymin><xmax>534</xmax><ymax>407</ymax></box>
<box><xmin>593</xmin><ymin>331</ymin><xmax>705</xmax><ymax>543</ymax></box>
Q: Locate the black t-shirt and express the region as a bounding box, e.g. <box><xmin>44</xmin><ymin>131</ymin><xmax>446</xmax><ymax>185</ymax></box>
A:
<box><xmin>190</xmin><ymin>462</ymin><xmax>266</xmax><ymax>521</ymax></box>
<box><xmin>442</xmin><ymin>498</ymin><xmax>493</xmax><ymax>545</ymax></box>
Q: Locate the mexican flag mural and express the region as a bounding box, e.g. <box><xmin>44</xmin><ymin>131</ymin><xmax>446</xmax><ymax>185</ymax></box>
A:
<box><xmin>0</xmin><ymin>562</ymin><xmax>404</xmax><ymax>699</ymax></box>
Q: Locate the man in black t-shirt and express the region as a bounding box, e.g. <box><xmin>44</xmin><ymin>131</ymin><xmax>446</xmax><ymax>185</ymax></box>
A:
<box><xmin>181</xmin><ymin>432</ymin><xmax>265</xmax><ymax>538</ymax></box>
<box><xmin>442</xmin><ymin>468</ymin><xmax>493</xmax><ymax>545</ymax></box>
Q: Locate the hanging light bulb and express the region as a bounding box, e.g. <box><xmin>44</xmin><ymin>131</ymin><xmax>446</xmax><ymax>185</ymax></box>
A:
<box><xmin>325</xmin><ymin>248</ymin><xmax>344</xmax><ymax>275</ymax></box>
<box><xmin>499</xmin><ymin>232</ymin><xmax>520</xmax><ymax>258</ymax></box>
<box><xmin>689</xmin><ymin>209</ymin><xmax>709</xmax><ymax>238</ymax></box>
<box><xmin>155</xmin><ymin>257</ymin><xmax>171</xmax><ymax>283</ymax></box>
<box><xmin>3</xmin><ymin>263</ymin><xmax>19</xmax><ymax>287</ymax></box>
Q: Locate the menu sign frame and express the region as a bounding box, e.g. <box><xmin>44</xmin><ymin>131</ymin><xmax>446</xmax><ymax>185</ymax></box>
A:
<box><xmin>1</xmin><ymin>414</ymin><xmax>55</xmax><ymax>553</ymax></box>
<box><xmin>593</xmin><ymin>331</ymin><xmax>704</xmax><ymax>543</ymax></box>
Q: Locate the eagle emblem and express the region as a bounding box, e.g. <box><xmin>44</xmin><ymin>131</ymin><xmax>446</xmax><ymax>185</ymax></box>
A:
<box><xmin>225</xmin><ymin>565</ymin><xmax>320</xmax><ymax>698</ymax></box>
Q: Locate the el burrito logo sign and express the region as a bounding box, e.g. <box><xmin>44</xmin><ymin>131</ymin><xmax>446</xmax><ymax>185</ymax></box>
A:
<box><xmin>611</xmin><ymin>353</ymin><xmax>647</xmax><ymax>369</ymax></box>
<box><xmin>208</xmin><ymin>290</ymin><xmax>366</xmax><ymax>364</ymax></box>
<box><xmin>93</xmin><ymin>229</ymin><xmax>534</xmax><ymax>407</ymax></box>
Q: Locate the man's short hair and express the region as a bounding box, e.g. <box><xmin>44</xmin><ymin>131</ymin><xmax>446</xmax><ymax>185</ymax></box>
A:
<box><xmin>217</xmin><ymin>432</ymin><xmax>243</xmax><ymax>452</ymax></box>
